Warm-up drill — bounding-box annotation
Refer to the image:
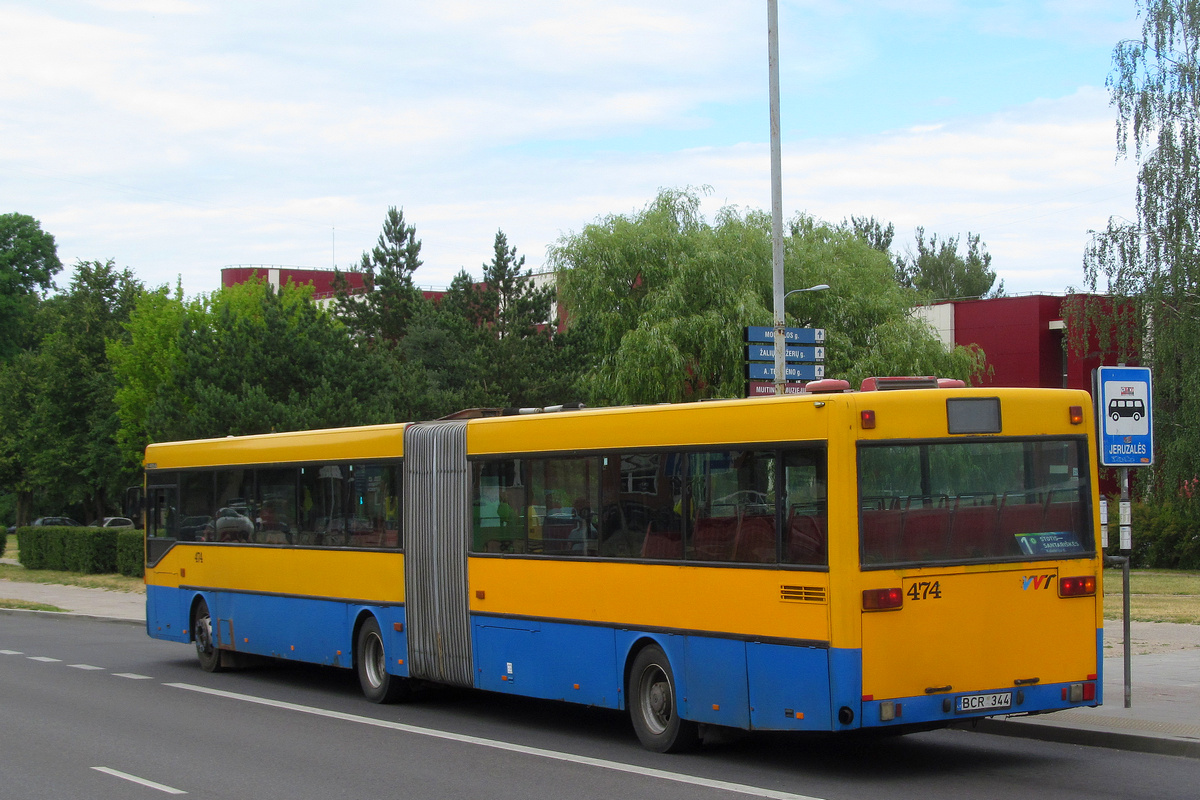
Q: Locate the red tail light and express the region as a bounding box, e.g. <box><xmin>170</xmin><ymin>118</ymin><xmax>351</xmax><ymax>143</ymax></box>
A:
<box><xmin>1059</xmin><ymin>575</ymin><xmax>1097</xmax><ymax>597</ymax></box>
<box><xmin>863</xmin><ymin>587</ymin><xmax>903</xmax><ymax>610</ymax></box>
<box><xmin>861</xmin><ymin>410</ymin><xmax>876</xmax><ymax>429</ymax></box>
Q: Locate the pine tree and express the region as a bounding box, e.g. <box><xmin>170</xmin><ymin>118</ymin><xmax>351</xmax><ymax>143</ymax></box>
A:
<box><xmin>334</xmin><ymin>207</ymin><xmax>425</xmax><ymax>344</ymax></box>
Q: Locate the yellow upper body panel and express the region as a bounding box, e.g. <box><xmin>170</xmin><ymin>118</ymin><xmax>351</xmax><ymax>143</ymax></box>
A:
<box><xmin>144</xmin><ymin>423</ymin><xmax>407</xmax><ymax>470</ymax></box>
<box><xmin>146</xmin><ymin>543</ymin><xmax>405</xmax><ymax>603</ymax></box>
<box><xmin>465</xmin><ymin>395</ymin><xmax>831</xmax><ymax>456</ymax></box>
<box><xmin>468</xmin><ymin>556</ymin><xmax>831</xmax><ymax>643</ymax></box>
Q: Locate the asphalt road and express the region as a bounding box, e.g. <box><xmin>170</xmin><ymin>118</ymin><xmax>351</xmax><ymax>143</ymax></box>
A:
<box><xmin>1</xmin><ymin>613</ymin><xmax>1196</xmax><ymax>800</ymax></box>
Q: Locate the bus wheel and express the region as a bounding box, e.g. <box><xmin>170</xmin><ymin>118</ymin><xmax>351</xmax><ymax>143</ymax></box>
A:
<box><xmin>355</xmin><ymin>617</ymin><xmax>410</xmax><ymax>704</ymax></box>
<box><xmin>628</xmin><ymin>644</ymin><xmax>699</xmax><ymax>753</ymax></box>
<box><xmin>193</xmin><ymin>599</ymin><xmax>223</xmax><ymax>673</ymax></box>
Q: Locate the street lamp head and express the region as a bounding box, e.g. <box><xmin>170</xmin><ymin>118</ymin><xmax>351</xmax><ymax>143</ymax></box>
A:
<box><xmin>784</xmin><ymin>284</ymin><xmax>830</xmax><ymax>300</ymax></box>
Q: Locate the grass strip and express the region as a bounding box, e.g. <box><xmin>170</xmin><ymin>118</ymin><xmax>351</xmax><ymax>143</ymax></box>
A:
<box><xmin>0</xmin><ymin>598</ymin><xmax>67</xmax><ymax>612</ymax></box>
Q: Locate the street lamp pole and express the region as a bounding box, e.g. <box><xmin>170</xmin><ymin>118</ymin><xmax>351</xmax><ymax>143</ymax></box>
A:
<box><xmin>768</xmin><ymin>0</ymin><xmax>787</xmax><ymax>396</ymax></box>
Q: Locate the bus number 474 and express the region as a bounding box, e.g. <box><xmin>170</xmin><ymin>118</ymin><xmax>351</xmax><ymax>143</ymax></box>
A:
<box><xmin>907</xmin><ymin>581</ymin><xmax>942</xmax><ymax>601</ymax></box>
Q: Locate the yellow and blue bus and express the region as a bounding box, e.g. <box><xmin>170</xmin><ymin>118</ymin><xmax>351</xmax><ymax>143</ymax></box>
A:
<box><xmin>143</xmin><ymin>378</ymin><xmax>1102</xmax><ymax>751</ymax></box>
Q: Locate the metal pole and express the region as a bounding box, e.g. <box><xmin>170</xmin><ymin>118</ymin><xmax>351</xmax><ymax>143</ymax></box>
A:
<box><xmin>767</xmin><ymin>0</ymin><xmax>786</xmax><ymax>396</ymax></box>
<box><xmin>1120</xmin><ymin>466</ymin><xmax>1132</xmax><ymax>708</ymax></box>
<box><xmin>1123</xmin><ymin>555</ymin><xmax>1132</xmax><ymax>708</ymax></box>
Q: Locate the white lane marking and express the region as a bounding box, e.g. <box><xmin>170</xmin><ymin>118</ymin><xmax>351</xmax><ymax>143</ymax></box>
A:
<box><xmin>113</xmin><ymin>673</ymin><xmax>154</xmax><ymax>680</ymax></box>
<box><xmin>91</xmin><ymin>767</ymin><xmax>187</xmax><ymax>794</ymax></box>
<box><xmin>28</xmin><ymin>656</ymin><xmax>61</xmax><ymax>662</ymax></box>
<box><xmin>69</xmin><ymin>664</ymin><xmax>105</xmax><ymax>670</ymax></box>
<box><xmin>0</xmin><ymin>649</ymin><xmax>24</xmax><ymax>655</ymax></box>
<box><xmin>167</xmin><ymin>683</ymin><xmax>825</xmax><ymax>800</ymax></box>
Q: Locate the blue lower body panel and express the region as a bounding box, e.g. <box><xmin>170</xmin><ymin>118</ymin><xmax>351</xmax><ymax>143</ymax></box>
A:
<box><xmin>146</xmin><ymin>585</ymin><xmax>407</xmax><ymax>674</ymax></box>
<box><xmin>473</xmin><ymin>614</ymin><xmax>835</xmax><ymax>730</ymax></box>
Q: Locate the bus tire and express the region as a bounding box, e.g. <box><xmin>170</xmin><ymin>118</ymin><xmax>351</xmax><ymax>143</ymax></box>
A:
<box><xmin>628</xmin><ymin>644</ymin><xmax>699</xmax><ymax>753</ymax></box>
<box><xmin>192</xmin><ymin>598</ymin><xmax>223</xmax><ymax>673</ymax></box>
<box><xmin>355</xmin><ymin>617</ymin><xmax>410</xmax><ymax>704</ymax></box>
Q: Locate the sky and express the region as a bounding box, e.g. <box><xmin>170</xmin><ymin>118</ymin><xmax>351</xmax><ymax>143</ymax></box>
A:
<box><xmin>1</xmin><ymin>1</ymin><xmax>1144</xmax><ymax>297</ymax></box>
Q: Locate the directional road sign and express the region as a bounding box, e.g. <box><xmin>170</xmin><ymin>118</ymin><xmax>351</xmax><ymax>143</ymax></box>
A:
<box><xmin>746</xmin><ymin>345</ymin><xmax>825</xmax><ymax>363</ymax></box>
<box><xmin>746</xmin><ymin>362</ymin><xmax>824</xmax><ymax>382</ymax></box>
<box><xmin>744</xmin><ymin>326</ymin><xmax>825</xmax><ymax>345</ymax></box>
<box><xmin>746</xmin><ymin>381</ymin><xmax>805</xmax><ymax>396</ymax></box>
<box><xmin>1094</xmin><ymin>365</ymin><xmax>1153</xmax><ymax>467</ymax></box>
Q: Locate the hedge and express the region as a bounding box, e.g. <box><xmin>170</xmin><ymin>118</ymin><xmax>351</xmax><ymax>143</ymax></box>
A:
<box><xmin>0</xmin><ymin>528</ymin><xmax>6</xmax><ymax>557</ymax></box>
<box><xmin>1128</xmin><ymin>502</ymin><xmax>1200</xmax><ymax>570</ymax></box>
<box><xmin>116</xmin><ymin>530</ymin><xmax>144</xmax><ymax>578</ymax></box>
<box><xmin>14</xmin><ymin>526</ymin><xmax>140</xmax><ymax>577</ymax></box>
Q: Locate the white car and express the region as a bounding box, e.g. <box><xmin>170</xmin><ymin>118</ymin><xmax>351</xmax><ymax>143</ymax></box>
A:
<box><xmin>89</xmin><ymin>517</ymin><xmax>135</xmax><ymax>529</ymax></box>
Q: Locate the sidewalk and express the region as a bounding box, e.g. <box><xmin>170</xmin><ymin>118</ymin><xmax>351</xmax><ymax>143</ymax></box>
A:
<box><xmin>973</xmin><ymin>620</ymin><xmax>1200</xmax><ymax>758</ymax></box>
<box><xmin>2</xmin><ymin>572</ymin><xmax>1197</xmax><ymax>757</ymax></box>
<box><xmin>0</xmin><ymin>566</ymin><xmax>145</xmax><ymax>623</ymax></box>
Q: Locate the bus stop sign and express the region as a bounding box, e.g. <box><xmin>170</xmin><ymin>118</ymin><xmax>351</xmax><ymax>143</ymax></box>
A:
<box><xmin>1094</xmin><ymin>366</ymin><xmax>1153</xmax><ymax>467</ymax></box>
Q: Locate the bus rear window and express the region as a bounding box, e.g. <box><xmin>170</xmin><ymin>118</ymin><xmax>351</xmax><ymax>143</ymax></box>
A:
<box><xmin>858</xmin><ymin>438</ymin><xmax>1092</xmax><ymax>567</ymax></box>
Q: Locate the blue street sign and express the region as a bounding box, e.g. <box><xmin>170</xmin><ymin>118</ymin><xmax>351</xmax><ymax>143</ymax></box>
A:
<box><xmin>1094</xmin><ymin>366</ymin><xmax>1153</xmax><ymax>467</ymax></box>
<box><xmin>745</xmin><ymin>326</ymin><xmax>825</xmax><ymax>345</ymax></box>
<box><xmin>746</xmin><ymin>362</ymin><xmax>824</xmax><ymax>381</ymax></box>
<box><xmin>746</xmin><ymin>344</ymin><xmax>825</xmax><ymax>363</ymax></box>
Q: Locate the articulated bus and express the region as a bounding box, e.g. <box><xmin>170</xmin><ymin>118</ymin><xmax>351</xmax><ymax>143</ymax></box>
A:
<box><xmin>143</xmin><ymin>378</ymin><xmax>1103</xmax><ymax>751</ymax></box>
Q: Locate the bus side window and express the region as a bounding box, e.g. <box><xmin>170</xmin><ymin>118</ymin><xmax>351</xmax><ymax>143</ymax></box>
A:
<box><xmin>472</xmin><ymin>459</ymin><xmax>526</xmax><ymax>553</ymax></box>
<box><xmin>783</xmin><ymin>448</ymin><xmax>827</xmax><ymax>566</ymax></box>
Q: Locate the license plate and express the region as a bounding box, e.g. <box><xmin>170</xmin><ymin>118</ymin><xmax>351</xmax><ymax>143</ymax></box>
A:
<box><xmin>955</xmin><ymin>692</ymin><xmax>1012</xmax><ymax>714</ymax></box>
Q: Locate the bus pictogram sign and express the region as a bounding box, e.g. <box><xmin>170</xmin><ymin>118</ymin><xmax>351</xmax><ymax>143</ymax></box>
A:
<box><xmin>1094</xmin><ymin>366</ymin><xmax>1153</xmax><ymax>467</ymax></box>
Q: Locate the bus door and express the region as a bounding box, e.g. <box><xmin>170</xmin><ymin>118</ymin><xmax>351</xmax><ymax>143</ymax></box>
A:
<box><xmin>857</xmin><ymin>438</ymin><xmax>1099</xmax><ymax>710</ymax></box>
<box><xmin>146</xmin><ymin>484</ymin><xmax>178</xmax><ymax>565</ymax></box>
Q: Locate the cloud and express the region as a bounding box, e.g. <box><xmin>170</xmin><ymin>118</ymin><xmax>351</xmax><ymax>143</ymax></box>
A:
<box><xmin>2</xmin><ymin>2</ymin><xmax>1139</xmax><ymax>300</ymax></box>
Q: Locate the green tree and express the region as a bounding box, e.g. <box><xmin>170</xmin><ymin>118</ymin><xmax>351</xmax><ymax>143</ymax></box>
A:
<box><xmin>0</xmin><ymin>260</ymin><xmax>142</xmax><ymax>523</ymax></box>
<box><xmin>145</xmin><ymin>279</ymin><xmax>405</xmax><ymax>441</ymax></box>
<box><xmin>847</xmin><ymin>215</ymin><xmax>895</xmax><ymax>254</ymax></box>
<box><xmin>1074</xmin><ymin>0</ymin><xmax>1200</xmax><ymax>495</ymax></box>
<box><xmin>0</xmin><ymin>213</ymin><xmax>62</xmax><ymax>361</ymax></box>
<box><xmin>107</xmin><ymin>282</ymin><xmax>187</xmax><ymax>470</ymax></box>
<box><xmin>333</xmin><ymin>206</ymin><xmax>427</xmax><ymax>345</ymax></box>
<box><xmin>896</xmin><ymin>227</ymin><xmax>1003</xmax><ymax>300</ymax></box>
<box><xmin>551</xmin><ymin>190</ymin><xmax>768</xmax><ymax>403</ymax></box>
<box><xmin>552</xmin><ymin>189</ymin><xmax>984</xmax><ymax>405</ymax></box>
<box><xmin>784</xmin><ymin>216</ymin><xmax>986</xmax><ymax>386</ymax></box>
<box><xmin>405</xmin><ymin>231</ymin><xmax>580</xmax><ymax>413</ymax></box>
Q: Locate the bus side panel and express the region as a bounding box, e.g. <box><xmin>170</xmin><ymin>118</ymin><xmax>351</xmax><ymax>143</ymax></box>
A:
<box><xmin>472</xmin><ymin>616</ymin><xmax>621</xmax><ymax>708</ymax></box>
<box><xmin>827</xmin><ymin>647</ymin><xmax>864</xmax><ymax>730</ymax></box>
<box><xmin>746</xmin><ymin>643</ymin><xmax>832</xmax><ymax>730</ymax></box>
<box><xmin>146</xmin><ymin>584</ymin><xmax>190</xmax><ymax>644</ymax></box>
<box><xmin>541</xmin><ymin>622</ymin><xmax>618</xmax><ymax>707</ymax></box>
<box><xmin>209</xmin><ymin>591</ymin><xmax>354</xmax><ymax>667</ymax></box>
<box><xmin>473</xmin><ymin>616</ymin><xmax>543</xmax><ymax>694</ymax></box>
<box><xmin>682</xmin><ymin>637</ymin><xmax>750</xmax><ymax>728</ymax></box>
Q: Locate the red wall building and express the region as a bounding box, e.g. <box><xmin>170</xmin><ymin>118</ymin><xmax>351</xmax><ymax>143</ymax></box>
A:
<box><xmin>919</xmin><ymin>294</ymin><xmax>1119</xmax><ymax>391</ymax></box>
<box><xmin>221</xmin><ymin>266</ymin><xmax>445</xmax><ymax>303</ymax></box>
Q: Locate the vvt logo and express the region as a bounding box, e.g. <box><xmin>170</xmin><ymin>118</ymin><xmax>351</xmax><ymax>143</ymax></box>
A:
<box><xmin>1023</xmin><ymin>575</ymin><xmax>1056</xmax><ymax>590</ymax></box>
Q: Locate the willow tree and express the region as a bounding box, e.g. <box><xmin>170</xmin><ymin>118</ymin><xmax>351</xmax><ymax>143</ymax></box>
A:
<box><xmin>552</xmin><ymin>189</ymin><xmax>985</xmax><ymax>406</ymax></box>
<box><xmin>1075</xmin><ymin>0</ymin><xmax>1200</xmax><ymax>494</ymax></box>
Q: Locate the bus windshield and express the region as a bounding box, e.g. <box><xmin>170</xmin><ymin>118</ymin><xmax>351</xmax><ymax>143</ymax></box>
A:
<box><xmin>858</xmin><ymin>437</ymin><xmax>1093</xmax><ymax>567</ymax></box>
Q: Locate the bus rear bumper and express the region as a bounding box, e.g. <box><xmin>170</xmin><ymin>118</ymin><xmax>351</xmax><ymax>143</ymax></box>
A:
<box><xmin>860</xmin><ymin>680</ymin><xmax>1102</xmax><ymax>730</ymax></box>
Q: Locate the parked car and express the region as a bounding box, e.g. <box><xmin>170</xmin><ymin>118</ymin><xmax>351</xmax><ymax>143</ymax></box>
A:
<box><xmin>89</xmin><ymin>517</ymin><xmax>135</xmax><ymax>529</ymax></box>
<box><xmin>31</xmin><ymin>516</ymin><xmax>83</xmax><ymax>527</ymax></box>
<box><xmin>7</xmin><ymin>516</ymin><xmax>83</xmax><ymax>536</ymax></box>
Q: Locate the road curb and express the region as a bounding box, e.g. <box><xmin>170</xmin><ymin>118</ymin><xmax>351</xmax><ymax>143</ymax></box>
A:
<box><xmin>963</xmin><ymin>717</ymin><xmax>1200</xmax><ymax>760</ymax></box>
<box><xmin>0</xmin><ymin>607</ymin><xmax>145</xmax><ymax>627</ymax></box>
